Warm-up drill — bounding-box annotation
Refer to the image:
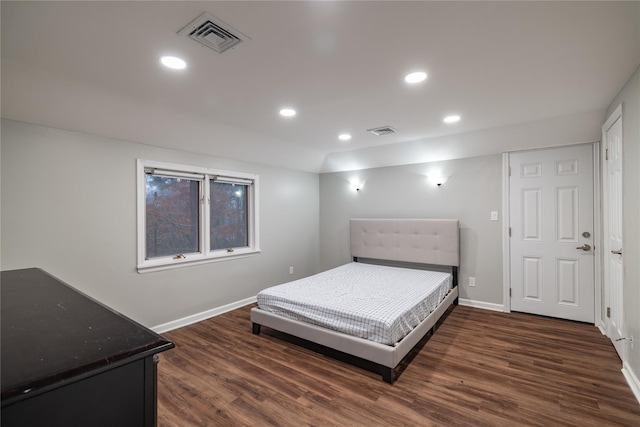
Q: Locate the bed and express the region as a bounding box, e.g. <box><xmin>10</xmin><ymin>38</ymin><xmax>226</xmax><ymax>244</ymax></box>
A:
<box><xmin>251</xmin><ymin>218</ymin><xmax>459</xmax><ymax>383</ymax></box>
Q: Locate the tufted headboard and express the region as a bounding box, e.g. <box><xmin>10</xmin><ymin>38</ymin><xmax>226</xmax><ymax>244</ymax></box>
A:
<box><xmin>350</xmin><ymin>219</ymin><xmax>459</xmax><ymax>267</ymax></box>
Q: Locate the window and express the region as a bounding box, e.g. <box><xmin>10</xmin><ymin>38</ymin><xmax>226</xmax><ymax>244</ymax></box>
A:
<box><xmin>137</xmin><ymin>160</ymin><xmax>259</xmax><ymax>272</ymax></box>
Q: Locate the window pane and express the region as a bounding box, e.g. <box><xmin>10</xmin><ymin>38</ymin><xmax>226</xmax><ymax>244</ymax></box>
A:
<box><xmin>145</xmin><ymin>175</ymin><xmax>200</xmax><ymax>258</ymax></box>
<box><xmin>210</xmin><ymin>182</ymin><xmax>248</xmax><ymax>250</ymax></box>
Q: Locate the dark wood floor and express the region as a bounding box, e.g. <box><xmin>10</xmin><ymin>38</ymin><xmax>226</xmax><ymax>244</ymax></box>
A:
<box><xmin>157</xmin><ymin>304</ymin><xmax>640</xmax><ymax>426</ymax></box>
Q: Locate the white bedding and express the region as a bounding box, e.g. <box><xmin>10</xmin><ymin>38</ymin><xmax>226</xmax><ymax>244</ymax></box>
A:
<box><xmin>256</xmin><ymin>262</ymin><xmax>452</xmax><ymax>345</ymax></box>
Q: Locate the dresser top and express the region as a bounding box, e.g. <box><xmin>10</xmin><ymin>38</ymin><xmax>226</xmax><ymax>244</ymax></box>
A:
<box><xmin>1</xmin><ymin>268</ymin><xmax>174</xmax><ymax>404</ymax></box>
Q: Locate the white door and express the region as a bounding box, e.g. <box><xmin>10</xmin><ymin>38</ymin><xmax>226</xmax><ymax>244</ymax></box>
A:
<box><xmin>603</xmin><ymin>107</ymin><xmax>624</xmax><ymax>358</ymax></box>
<box><xmin>509</xmin><ymin>145</ymin><xmax>594</xmax><ymax>322</ymax></box>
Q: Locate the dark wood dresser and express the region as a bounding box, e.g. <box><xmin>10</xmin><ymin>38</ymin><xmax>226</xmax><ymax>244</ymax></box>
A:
<box><xmin>1</xmin><ymin>268</ymin><xmax>175</xmax><ymax>427</ymax></box>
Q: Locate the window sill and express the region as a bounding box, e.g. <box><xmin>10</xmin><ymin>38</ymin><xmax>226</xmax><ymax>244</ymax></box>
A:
<box><xmin>137</xmin><ymin>249</ymin><xmax>262</xmax><ymax>274</ymax></box>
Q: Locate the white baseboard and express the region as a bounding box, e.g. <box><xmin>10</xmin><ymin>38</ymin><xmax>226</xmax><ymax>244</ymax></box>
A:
<box><xmin>622</xmin><ymin>361</ymin><xmax>640</xmax><ymax>405</ymax></box>
<box><xmin>595</xmin><ymin>320</ymin><xmax>606</xmax><ymax>335</ymax></box>
<box><xmin>151</xmin><ymin>295</ymin><xmax>257</xmax><ymax>334</ymax></box>
<box><xmin>458</xmin><ymin>298</ymin><xmax>505</xmax><ymax>312</ymax></box>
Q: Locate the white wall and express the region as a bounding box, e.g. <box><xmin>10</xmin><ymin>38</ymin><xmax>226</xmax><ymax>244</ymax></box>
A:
<box><xmin>321</xmin><ymin>110</ymin><xmax>604</xmax><ymax>173</ymax></box>
<box><xmin>319</xmin><ymin>155</ymin><xmax>503</xmax><ymax>306</ymax></box>
<box><xmin>605</xmin><ymin>65</ymin><xmax>640</xmax><ymax>388</ymax></box>
<box><xmin>1</xmin><ymin>119</ymin><xmax>320</xmax><ymax>328</ymax></box>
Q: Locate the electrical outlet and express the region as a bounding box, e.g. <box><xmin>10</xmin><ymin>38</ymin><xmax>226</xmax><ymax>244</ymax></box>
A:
<box><xmin>289</xmin><ymin>266</ymin><xmax>294</xmax><ymax>275</ymax></box>
<box><xmin>469</xmin><ymin>277</ymin><xmax>476</xmax><ymax>287</ymax></box>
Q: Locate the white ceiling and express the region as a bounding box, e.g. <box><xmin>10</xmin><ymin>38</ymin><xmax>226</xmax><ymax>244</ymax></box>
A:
<box><xmin>2</xmin><ymin>1</ymin><xmax>639</xmax><ymax>173</ymax></box>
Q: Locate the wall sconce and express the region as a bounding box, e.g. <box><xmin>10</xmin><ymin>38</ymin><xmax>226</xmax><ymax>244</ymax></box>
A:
<box><xmin>427</xmin><ymin>173</ymin><xmax>448</xmax><ymax>187</ymax></box>
<box><xmin>349</xmin><ymin>179</ymin><xmax>364</xmax><ymax>192</ymax></box>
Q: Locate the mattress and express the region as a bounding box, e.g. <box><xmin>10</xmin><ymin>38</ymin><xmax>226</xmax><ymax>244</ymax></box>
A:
<box><xmin>256</xmin><ymin>262</ymin><xmax>452</xmax><ymax>345</ymax></box>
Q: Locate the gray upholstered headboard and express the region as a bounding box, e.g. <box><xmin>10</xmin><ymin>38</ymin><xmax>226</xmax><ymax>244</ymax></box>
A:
<box><xmin>350</xmin><ymin>219</ymin><xmax>460</xmax><ymax>267</ymax></box>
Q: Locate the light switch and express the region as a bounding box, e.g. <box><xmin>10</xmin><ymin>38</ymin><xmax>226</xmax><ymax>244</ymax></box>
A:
<box><xmin>491</xmin><ymin>211</ymin><xmax>498</xmax><ymax>221</ymax></box>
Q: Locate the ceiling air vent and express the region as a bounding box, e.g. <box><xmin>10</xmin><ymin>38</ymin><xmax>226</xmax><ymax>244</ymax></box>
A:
<box><xmin>367</xmin><ymin>126</ymin><xmax>398</xmax><ymax>136</ymax></box>
<box><xmin>178</xmin><ymin>12</ymin><xmax>249</xmax><ymax>54</ymax></box>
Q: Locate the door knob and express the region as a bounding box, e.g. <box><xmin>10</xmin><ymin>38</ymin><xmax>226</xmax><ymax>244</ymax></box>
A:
<box><xmin>611</xmin><ymin>249</ymin><xmax>622</xmax><ymax>255</ymax></box>
<box><xmin>576</xmin><ymin>244</ymin><xmax>591</xmax><ymax>251</ymax></box>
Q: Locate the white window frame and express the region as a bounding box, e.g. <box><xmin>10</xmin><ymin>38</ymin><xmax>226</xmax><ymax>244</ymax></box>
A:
<box><xmin>136</xmin><ymin>159</ymin><xmax>260</xmax><ymax>273</ymax></box>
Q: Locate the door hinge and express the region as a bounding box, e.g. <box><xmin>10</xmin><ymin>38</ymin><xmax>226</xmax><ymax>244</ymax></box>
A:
<box><xmin>605</xmin><ymin>148</ymin><xmax>609</xmax><ymax>160</ymax></box>
<box><xmin>509</xmin><ymin>227</ymin><xmax>512</xmax><ymax>237</ymax></box>
<box><xmin>607</xmin><ymin>307</ymin><xmax>611</xmax><ymax>318</ymax></box>
<box><xmin>509</xmin><ymin>166</ymin><xmax>512</xmax><ymax>176</ymax></box>
<box><xmin>509</xmin><ymin>288</ymin><xmax>512</xmax><ymax>297</ymax></box>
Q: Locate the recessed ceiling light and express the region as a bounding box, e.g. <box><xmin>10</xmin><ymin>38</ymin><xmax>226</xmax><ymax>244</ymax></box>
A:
<box><xmin>279</xmin><ymin>108</ymin><xmax>296</xmax><ymax>117</ymax></box>
<box><xmin>338</xmin><ymin>133</ymin><xmax>352</xmax><ymax>141</ymax></box>
<box><xmin>404</xmin><ymin>71</ymin><xmax>427</xmax><ymax>84</ymax></box>
<box><xmin>444</xmin><ymin>115</ymin><xmax>461</xmax><ymax>123</ymax></box>
<box><xmin>160</xmin><ymin>56</ymin><xmax>187</xmax><ymax>70</ymax></box>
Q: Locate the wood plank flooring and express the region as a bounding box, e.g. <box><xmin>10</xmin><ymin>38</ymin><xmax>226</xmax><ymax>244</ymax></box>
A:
<box><xmin>157</xmin><ymin>305</ymin><xmax>640</xmax><ymax>426</ymax></box>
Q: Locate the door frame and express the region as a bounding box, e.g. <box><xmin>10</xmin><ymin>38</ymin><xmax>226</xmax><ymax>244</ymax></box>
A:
<box><xmin>501</xmin><ymin>143</ymin><xmax>602</xmax><ymax>322</ymax></box>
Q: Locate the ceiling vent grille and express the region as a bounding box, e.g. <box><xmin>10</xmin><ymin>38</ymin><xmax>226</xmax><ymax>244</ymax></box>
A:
<box><xmin>367</xmin><ymin>126</ymin><xmax>398</xmax><ymax>136</ymax></box>
<box><xmin>178</xmin><ymin>12</ymin><xmax>249</xmax><ymax>54</ymax></box>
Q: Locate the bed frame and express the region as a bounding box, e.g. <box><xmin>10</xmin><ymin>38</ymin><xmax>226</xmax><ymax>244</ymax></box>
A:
<box><xmin>251</xmin><ymin>218</ymin><xmax>459</xmax><ymax>383</ymax></box>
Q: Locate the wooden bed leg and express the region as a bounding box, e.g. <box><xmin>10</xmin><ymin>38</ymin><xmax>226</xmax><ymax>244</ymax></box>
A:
<box><xmin>381</xmin><ymin>367</ymin><xmax>394</xmax><ymax>384</ymax></box>
<box><xmin>252</xmin><ymin>323</ymin><xmax>261</xmax><ymax>335</ymax></box>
